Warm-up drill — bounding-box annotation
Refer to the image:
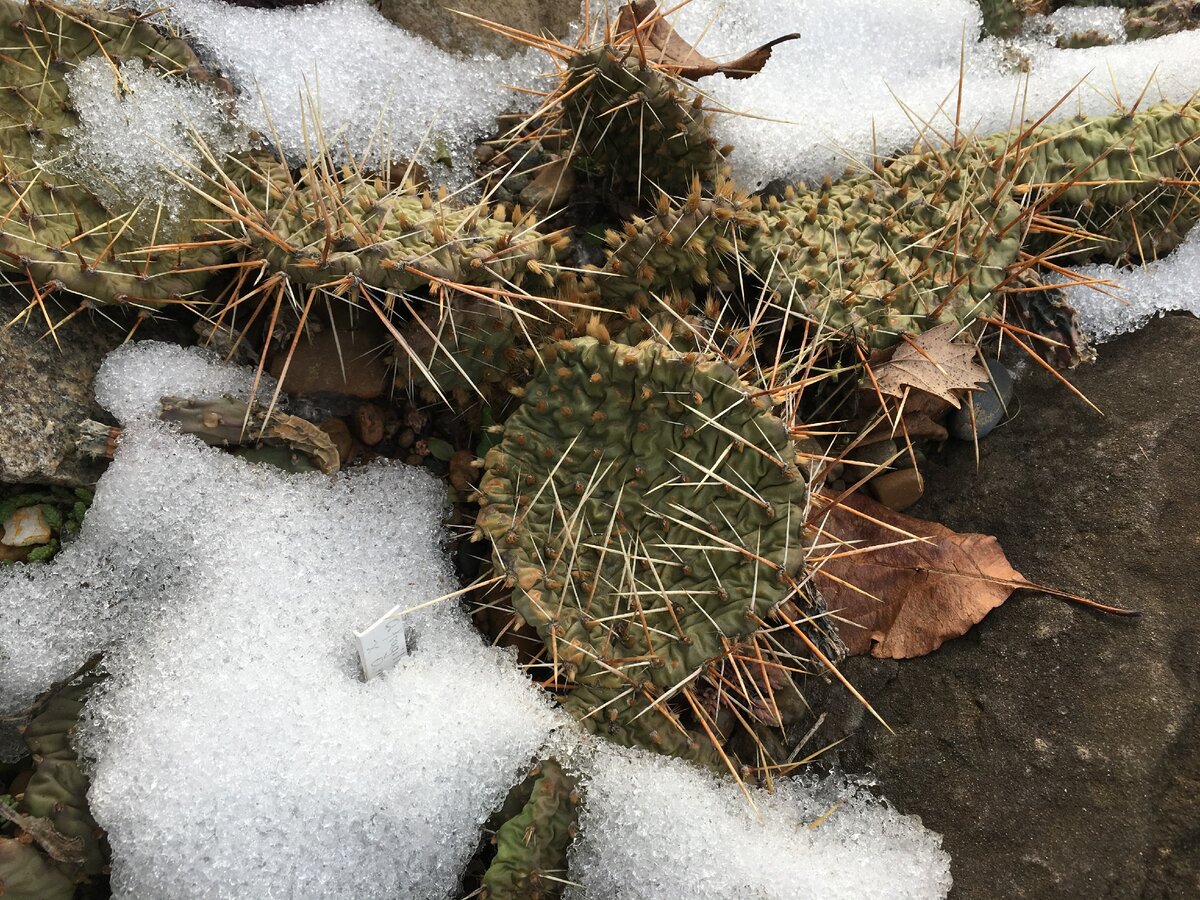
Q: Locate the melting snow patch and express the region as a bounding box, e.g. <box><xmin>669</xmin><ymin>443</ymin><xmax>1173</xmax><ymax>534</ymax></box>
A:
<box><xmin>62</xmin><ymin>57</ymin><xmax>240</xmax><ymax>219</ymax></box>
<box><xmin>1060</xmin><ymin>228</ymin><xmax>1200</xmax><ymax>342</ymax></box>
<box><xmin>112</xmin><ymin>0</ymin><xmax>554</xmax><ymax>182</ymax></box>
<box><xmin>566</xmin><ymin>745</ymin><xmax>952</xmax><ymax>900</ymax></box>
<box><xmin>630</xmin><ymin>0</ymin><xmax>1200</xmax><ymax>188</ymax></box>
<box><xmin>1</xmin><ymin>341</ymin><xmax>561</xmax><ymax>898</ymax></box>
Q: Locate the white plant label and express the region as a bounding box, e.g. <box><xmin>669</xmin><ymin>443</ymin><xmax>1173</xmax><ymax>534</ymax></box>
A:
<box><xmin>355</xmin><ymin>606</ymin><xmax>408</xmax><ymax>681</ymax></box>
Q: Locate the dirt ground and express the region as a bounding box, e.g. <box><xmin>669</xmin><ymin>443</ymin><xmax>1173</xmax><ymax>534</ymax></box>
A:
<box><xmin>820</xmin><ymin>314</ymin><xmax>1200</xmax><ymax>898</ymax></box>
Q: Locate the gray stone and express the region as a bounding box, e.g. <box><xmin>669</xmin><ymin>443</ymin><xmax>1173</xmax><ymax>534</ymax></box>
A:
<box><xmin>950</xmin><ymin>357</ymin><xmax>1015</xmax><ymax>441</ymax></box>
<box><xmin>811</xmin><ymin>314</ymin><xmax>1200</xmax><ymax>898</ymax></box>
<box><xmin>374</xmin><ymin>0</ymin><xmax>579</xmax><ymax>57</ymax></box>
<box><xmin>0</xmin><ymin>297</ymin><xmax>122</xmax><ymax>486</ymax></box>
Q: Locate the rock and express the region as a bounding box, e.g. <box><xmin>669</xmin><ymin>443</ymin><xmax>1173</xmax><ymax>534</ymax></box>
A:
<box><xmin>814</xmin><ymin>315</ymin><xmax>1200</xmax><ymax>898</ymax></box>
<box><xmin>0</xmin><ymin>296</ymin><xmax>122</xmax><ymax>486</ymax></box>
<box><xmin>317</xmin><ymin>418</ymin><xmax>355</xmax><ymax>463</ymax></box>
<box><xmin>850</xmin><ymin>438</ymin><xmax>900</xmax><ymax>472</ymax></box>
<box><xmin>353</xmin><ymin>403</ymin><xmax>386</xmax><ymax>446</ymax></box>
<box><xmin>1</xmin><ymin>505</ymin><xmax>51</xmax><ymax>547</ymax></box>
<box><xmin>520</xmin><ymin>156</ymin><xmax>576</xmax><ymax>212</ymax></box>
<box><xmin>268</xmin><ymin>319</ymin><xmax>390</xmax><ymax>399</ymax></box>
<box><xmin>867</xmin><ymin>466</ymin><xmax>923</xmax><ymax>511</ymax></box>
<box><xmin>375</xmin><ymin>0</ymin><xmax>577</xmax><ymax>57</ymax></box>
<box><xmin>950</xmin><ymin>358</ymin><xmax>1015</xmax><ymax>441</ymax></box>
<box><xmin>448</xmin><ymin>450</ymin><xmax>476</xmax><ymax>493</ymax></box>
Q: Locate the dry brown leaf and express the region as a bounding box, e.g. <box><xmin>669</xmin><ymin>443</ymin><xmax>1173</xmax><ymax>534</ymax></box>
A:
<box><xmin>811</xmin><ymin>490</ymin><xmax>1024</xmax><ymax>658</ymax></box>
<box><xmin>616</xmin><ymin>1</ymin><xmax>801</xmax><ymax>80</ymax></box>
<box><xmin>873</xmin><ymin>322</ymin><xmax>989</xmax><ymax>409</ymax></box>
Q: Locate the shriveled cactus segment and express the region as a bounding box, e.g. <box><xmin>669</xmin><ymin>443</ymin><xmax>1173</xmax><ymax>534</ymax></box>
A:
<box><xmin>477</xmin><ymin>337</ymin><xmax>809</xmax><ymax>692</ymax></box>
<box><xmin>481</xmin><ymin>759</ymin><xmax>579</xmax><ymax>900</ymax></box>
<box><xmin>159</xmin><ymin>395</ymin><xmax>340</xmax><ymax>473</ymax></box>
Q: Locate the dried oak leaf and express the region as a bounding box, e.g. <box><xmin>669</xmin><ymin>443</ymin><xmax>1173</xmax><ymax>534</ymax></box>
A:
<box><xmin>616</xmin><ymin>0</ymin><xmax>801</xmax><ymax>80</ymax></box>
<box><xmin>811</xmin><ymin>490</ymin><xmax>1023</xmax><ymax>658</ymax></box>
<box><xmin>873</xmin><ymin>322</ymin><xmax>989</xmax><ymax>409</ymax></box>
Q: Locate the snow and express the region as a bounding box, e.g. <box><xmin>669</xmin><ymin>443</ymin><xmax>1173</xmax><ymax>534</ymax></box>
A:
<box><xmin>62</xmin><ymin>57</ymin><xmax>240</xmax><ymax>220</ymax></box>
<box><xmin>0</xmin><ymin>341</ymin><xmax>954</xmax><ymax>897</ymax></box>
<box><xmin>94</xmin><ymin>342</ymin><xmax>268</xmax><ymax>424</ymax></box>
<box><xmin>1040</xmin><ymin>7</ymin><xmax>1128</xmax><ymax>46</ymax></box>
<box><xmin>639</xmin><ymin>0</ymin><xmax>1200</xmax><ymax>188</ymax></box>
<box><xmin>1</xmin><ymin>342</ymin><xmax>562</xmax><ymax>898</ymax></box>
<box><xmin>1060</xmin><ymin>227</ymin><xmax>1200</xmax><ymax>341</ymax></box>
<box><xmin>107</xmin><ymin>0</ymin><xmax>554</xmax><ymax>183</ymax></box>
<box><xmin>567</xmin><ymin>745</ymin><xmax>952</xmax><ymax>900</ymax></box>
<box><xmin>52</xmin><ymin>0</ymin><xmax>1200</xmax><ymax>195</ymax></box>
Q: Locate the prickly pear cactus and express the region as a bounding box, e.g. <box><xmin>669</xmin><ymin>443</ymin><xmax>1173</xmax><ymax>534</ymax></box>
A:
<box><xmin>743</xmin><ymin>152</ymin><xmax>1025</xmax><ymax>349</ymax></box>
<box><xmin>476</xmin><ymin>337</ymin><xmax>810</xmax><ymax>695</ymax></box>
<box><xmin>481</xmin><ymin>760</ymin><xmax>580</xmax><ymax>900</ymax></box>
<box><xmin>596</xmin><ymin>179</ymin><xmax>754</xmax><ymax>317</ymax></box>
<box><xmin>0</xmin><ymin>0</ymin><xmax>224</xmax><ymax>306</ymax></box>
<box><xmin>561</xmin><ymin>677</ymin><xmax>719</xmax><ymax>766</ymax></box>
<box><xmin>232</xmin><ymin>158</ymin><xmax>570</xmax><ymax>403</ymax></box>
<box><xmin>559</xmin><ymin>46</ymin><xmax>729</xmax><ymax>201</ymax></box>
<box><xmin>987</xmin><ymin>100</ymin><xmax>1200</xmax><ymax>263</ymax></box>
<box><xmin>0</xmin><ymin>677</ymin><xmax>106</xmax><ymax>900</ymax></box>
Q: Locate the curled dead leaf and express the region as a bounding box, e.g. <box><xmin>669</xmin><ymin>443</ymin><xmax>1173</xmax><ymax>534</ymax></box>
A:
<box><xmin>872</xmin><ymin>322</ymin><xmax>989</xmax><ymax>409</ymax></box>
<box><xmin>810</xmin><ymin>490</ymin><xmax>1135</xmax><ymax>659</ymax></box>
<box><xmin>616</xmin><ymin>1</ymin><xmax>801</xmax><ymax>80</ymax></box>
<box><xmin>811</xmin><ymin>490</ymin><xmax>1023</xmax><ymax>658</ymax></box>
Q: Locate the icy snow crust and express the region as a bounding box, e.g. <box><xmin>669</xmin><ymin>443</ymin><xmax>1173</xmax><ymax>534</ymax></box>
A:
<box><xmin>2</xmin><ymin>342</ymin><xmax>562</xmax><ymax>898</ymax></box>
<box><xmin>108</xmin><ymin>0</ymin><xmax>551</xmax><ymax>181</ymax></box>
<box><xmin>62</xmin><ymin>57</ymin><xmax>240</xmax><ymax>218</ymax></box>
<box><xmin>54</xmin><ymin>0</ymin><xmax>1200</xmax><ymax>194</ymax></box>
<box><xmin>634</xmin><ymin>0</ymin><xmax>1200</xmax><ymax>187</ymax></box>
<box><xmin>0</xmin><ymin>342</ymin><xmax>953</xmax><ymax>897</ymax></box>
<box><xmin>1062</xmin><ymin>227</ymin><xmax>1200</xmax><ymax>341</ymax></box>
<box><xmin>568</xmin><ymin>746</ymin><xmax>952</xmax><ymax>900</ymax></box>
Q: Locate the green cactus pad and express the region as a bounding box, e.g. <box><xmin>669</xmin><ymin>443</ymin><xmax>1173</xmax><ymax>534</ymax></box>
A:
<box><xmin>0</xmin><ymin>0</ymin><xmax>224</xmax><ymax>306</ymax></box>
<box><xmin>743</xmin><ymin>152</ymin><xmax>1025</xmax><ymax>349</ymax></box>
<box><xmin>559</xmin><ymin>46</ymin><xmax>729</xmax><ymax>201</ymax></box>
<box><xmin>0</xmin><ymin>676</ymin><xmax>105</xmax><ymax>898</ymax></box>
<box><xmin>476</xmin><ymin>337</ymin><xmax>810</xmax><ymax>694</ymax></box>
<box><xmin>595</xmin><ymin>181</ymin><xmax>755</xmax><ymax>317</ymax></box>
<box><xmin>986</xmin><ymin>100</ymin><xmax>1200</xmax><ymax>263</ymax></box>
<box><xmin>562</xmin><ymin>677</ymin><xmax>719</xmax><ymax>766</ymax></box>
<box><xmin>481</xmin><ymin>760</ymin><xmax>579</xmax><ymax>900</ymax></box>
<box><xmin>232</xmin><ymin>159</ymin><xmax>569</xmax><ymax>403</ymax></box>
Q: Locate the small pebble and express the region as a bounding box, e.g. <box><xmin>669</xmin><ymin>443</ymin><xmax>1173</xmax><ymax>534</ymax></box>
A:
<box><xmin>1</xmin><ymin>506</ymin><xmax>53</xmax><ymax>547</ymax></box>
<box><xmin>353</xmin><ymin>403</ymin><xmax>386</xmax><ymax>446</ymax></box>
<box><xmin>951</xmin><ymin>359</ymin><xmax>1015</xmax><ymax>441</ymax></box>
<box><xmin>869</xmin><ymin>468</ymin><xmax>924</xmax><ymax>511</ymax></box>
